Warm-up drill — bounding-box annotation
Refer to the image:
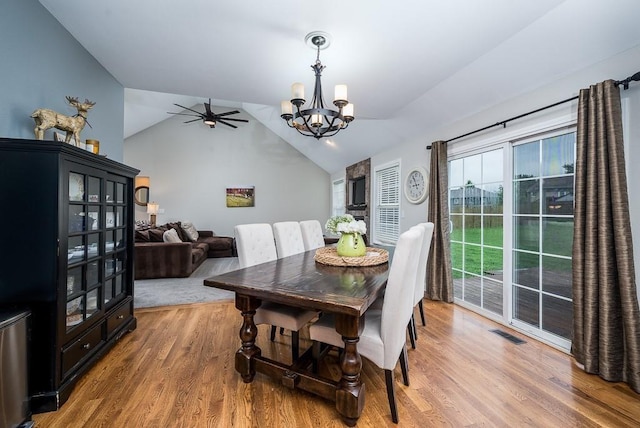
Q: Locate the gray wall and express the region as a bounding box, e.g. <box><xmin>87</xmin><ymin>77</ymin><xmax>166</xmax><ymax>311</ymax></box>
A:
<box><xmin>0</xmin><ymin>0</ymin><xmax>124</xmax><ymax>161</ymax></box>
<box><xmin>124</xmin><ymin>109</ymin><xmax>330</xmax><ymax>236</ymax></box>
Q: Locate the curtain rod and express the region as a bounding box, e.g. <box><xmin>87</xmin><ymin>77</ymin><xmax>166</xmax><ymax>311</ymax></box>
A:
<box><xmin>426</xmin><ymin>70</ymin><xmax>640</xmax><ymax>149</ymax></box>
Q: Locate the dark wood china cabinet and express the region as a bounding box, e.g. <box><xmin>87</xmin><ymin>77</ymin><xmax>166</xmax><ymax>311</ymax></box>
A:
<box><xmin>0</xmin><ymin>138</ymin><xmax>138</xmax><ymax>412</ymax></box>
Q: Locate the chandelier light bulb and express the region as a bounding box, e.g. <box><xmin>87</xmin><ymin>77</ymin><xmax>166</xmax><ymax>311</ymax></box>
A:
<box><xmin>292</xmin><ymin>83</ymin><xmax>305</xmax><ymax>102</ymax></box>
<box><xmin>343</xmin><ymin>103</ymin><xmax>354</xmax><ymax>119</ymax></box>
<box><xmin>281</xmin><ymin>101</ymin><xmax>293</xmax><ymax>116</ymax></box>
<box><xmin>334</xmin><ymin>85</ymin><xmax>348</xmax><ymax>104</ymax></box>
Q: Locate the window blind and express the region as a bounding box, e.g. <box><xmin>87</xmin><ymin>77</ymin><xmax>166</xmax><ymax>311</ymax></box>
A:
<box><xmin>375</xmin><ymin>164</ymin><xmax>400</xmax><ymax>243</ymax></box>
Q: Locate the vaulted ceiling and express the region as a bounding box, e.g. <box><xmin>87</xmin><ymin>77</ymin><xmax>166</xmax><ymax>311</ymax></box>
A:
<box><xmin>39</xmin><ymin>0</ymin><xmax>640</xmax><ymax>173</ymax></box>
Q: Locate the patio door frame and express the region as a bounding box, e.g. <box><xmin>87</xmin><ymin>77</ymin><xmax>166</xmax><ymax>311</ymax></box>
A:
<box><xmin>448</xmin><ymin>114</ymin><xmax>576</xmax><ymax>352</ymax></box>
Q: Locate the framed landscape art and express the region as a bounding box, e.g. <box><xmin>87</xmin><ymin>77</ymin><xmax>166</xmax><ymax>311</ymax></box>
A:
<box><xmin>226</xmin><ymin>186</ymin><xmax>255</xmax><ymax>207</ymax></box>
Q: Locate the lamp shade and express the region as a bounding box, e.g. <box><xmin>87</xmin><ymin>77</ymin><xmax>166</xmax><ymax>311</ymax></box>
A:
<box><xmin>147</xmin><ymin>202</ymin><xmax>159</xmax><ymax>215</ymax></box>
<box><xmin>135</xmin><ymin>176</ymin><xmax>150</xmax><ymax>188</ymax></box>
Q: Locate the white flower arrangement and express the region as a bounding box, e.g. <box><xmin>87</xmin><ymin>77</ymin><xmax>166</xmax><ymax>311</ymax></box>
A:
<box><xmin>325</xmin><ymin>214</ymin><xmax>367</xmax><ymax>235</ymax></box>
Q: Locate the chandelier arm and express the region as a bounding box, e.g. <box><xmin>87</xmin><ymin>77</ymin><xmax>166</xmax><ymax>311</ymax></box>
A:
<box><xmin>294</xmin><ymin>104</ymin><xmax>320</xmax><ymax>136</ymax></box>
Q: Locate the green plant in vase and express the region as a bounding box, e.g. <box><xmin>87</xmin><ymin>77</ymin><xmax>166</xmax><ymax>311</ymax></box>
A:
<box><xmin>325</xmin><ymin>214</ymin><xmax>367</xmax><ymax>257</ymax></box>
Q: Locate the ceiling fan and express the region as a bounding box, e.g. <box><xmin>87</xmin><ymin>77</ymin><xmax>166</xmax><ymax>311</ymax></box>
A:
<box><xmin>168</xmin><ymin>98</ymin><xmax>248</xmax><ymax>129</ymax></box>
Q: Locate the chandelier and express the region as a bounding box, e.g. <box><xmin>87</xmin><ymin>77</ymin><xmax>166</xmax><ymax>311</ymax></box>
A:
<box><xmin>280</xmin><ymin>31</ymin><xmax>354</xmax><ymax>139</ymax></box>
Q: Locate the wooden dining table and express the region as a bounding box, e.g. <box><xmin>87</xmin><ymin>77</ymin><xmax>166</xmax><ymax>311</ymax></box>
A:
<box><xmin>203</xmin><ymin>249</ymin><xmax>390</xmax><ymax>426</ymax></box>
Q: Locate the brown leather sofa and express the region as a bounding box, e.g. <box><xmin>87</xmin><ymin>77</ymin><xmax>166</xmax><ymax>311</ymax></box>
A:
<box><xmin>134</xmin><ymin>222</ymin><xmax>235</xmax><ymax>279</ymax></box>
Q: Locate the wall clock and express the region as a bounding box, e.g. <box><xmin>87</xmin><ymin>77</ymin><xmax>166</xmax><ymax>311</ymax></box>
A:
<box><xmin>404</xmin><ymin>166</ymin><xmax>429</xmax><ymax>204</ymax></box>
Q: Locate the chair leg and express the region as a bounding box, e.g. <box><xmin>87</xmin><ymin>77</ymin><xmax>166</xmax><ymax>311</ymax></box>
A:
<box><xmin>412</xmin><ymin>313</ymin><xmax>418</xmax><ymax>341</ymax></box>
<box><xmin>291</xmin><ymin>330</ymin><xmax>299</xmax><ymax>362</ymax></box>
<box><xmin>270</xmin><ymin>325</ymin><xmax>276</xmax><ymax>341</ymax></box>
<box><xmin>418</xmin><ymin>300</ymin><xmax>426</xmax><ymax>326</ymax></box>
<box><xmin>280</xmin><ymin>327</ymin><xmax>285</xmax><ymax>335</ymax></box>
<box><xmin>312</xmin><ymin>341</ymin><xmax>320</xmax><ymax>373</ymax></box>
<box><xmin>407</xmin><ymin>320</ymin><xmax>416</xmax><ymax>350</ymax></box>
<box><xmin>384</xmin><ymin>369</ymin><xmax>399</xmax><ymax>424</ymax></box>
<box><xmin>399</xmin><ymin>345</ymin><xmax>410</xmax><ymax>386</ymax></box>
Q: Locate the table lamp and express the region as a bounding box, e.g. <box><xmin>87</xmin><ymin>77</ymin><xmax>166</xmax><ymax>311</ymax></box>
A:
<box><xmin>147</xmin><ymin>202</ymin><xmax>159</xmax><ymax>227</ymax></box>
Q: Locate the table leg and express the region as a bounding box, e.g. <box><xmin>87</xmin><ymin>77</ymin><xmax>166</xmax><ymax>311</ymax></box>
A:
<box><xmin>234</xmin><ymin>294</ymin><xmax>262</xmax><ymax>383</ymax></box>
<box><xmin>334</xmin><ymin>313</ymin><xmax>365</xmax><ymax>427</ymax></box>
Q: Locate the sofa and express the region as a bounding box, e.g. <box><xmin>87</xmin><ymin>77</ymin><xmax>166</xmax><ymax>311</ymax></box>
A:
<box><xmin>134</xmin><ymin>221</ymin><xmax>235</xmax><ymax>279</ymax></box>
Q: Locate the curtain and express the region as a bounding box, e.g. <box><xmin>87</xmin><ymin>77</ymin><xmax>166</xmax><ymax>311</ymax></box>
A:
<box><xmin>572</xmin><ymin>79</ymin><xmax>640</xmax><ymax>393</ymax></box>
<box><xmin>426</xmin><ymin>140</ymin><xmax>453</xmax><ymax>302</ymax></box>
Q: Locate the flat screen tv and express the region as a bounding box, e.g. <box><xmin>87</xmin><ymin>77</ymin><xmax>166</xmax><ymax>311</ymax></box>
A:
<box><xmin>351</xmin><ymin>176</ymin><xmax>366</xmax><ymax>206</ymax></box>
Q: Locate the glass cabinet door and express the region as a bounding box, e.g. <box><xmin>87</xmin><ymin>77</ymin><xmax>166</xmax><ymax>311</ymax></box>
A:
<box><xmin>66</xmin><ymin>170</ymin><xmax>104</xmax><ymax>331</ymax></box>
<box><xmin>104</xmin><ymin>179</ymin><xmax>128</xmax><ymax>306</ymax></box>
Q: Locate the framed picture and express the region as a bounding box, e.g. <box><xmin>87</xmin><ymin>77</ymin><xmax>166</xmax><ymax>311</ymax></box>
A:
<box><xmin>105</xmin><ymin>211</ymin><xmax>122</xmax><ymax>229</ymax></box>
<box><xmin>226</xmin><ymin>186</ymin><xmax>255</xmax><ymax>208</ymax></box>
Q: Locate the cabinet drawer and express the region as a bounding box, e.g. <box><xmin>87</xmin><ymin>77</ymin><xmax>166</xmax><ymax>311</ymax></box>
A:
<box><xmin>107</xmin><ymin>300</ymin><xmax>132</xmax><ymax>337</ymax></box>
<box><xmin>62</xmin><ymin>322</ymin><xmax>105</xmax><ymax>378</ymax></box>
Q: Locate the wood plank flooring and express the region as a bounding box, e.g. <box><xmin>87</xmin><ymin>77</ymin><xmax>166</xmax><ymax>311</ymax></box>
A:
<box><xmin>33</xmin><ymin>300</ymin><xmax>640</xmax><ymax>427</ymax></box>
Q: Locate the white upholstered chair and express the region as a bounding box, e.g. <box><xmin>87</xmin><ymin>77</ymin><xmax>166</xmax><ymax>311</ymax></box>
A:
<box><xmin>309</xmin><ymin>227</ymin><xmax>424</xmax><ymax>423</ymax></box>
<box><xmin>273</xmin><ymin>221</ymin><xmax>306</xmax><ymax>258</ymax></box>
<box><xmin>299</xmin><ymin>219</ymin><xmax>326</xmax><ymax>251</ymax></box>
<box><xmin>408</xmin><ymin>222</ymin><xmax>435</xmax><ymax>347</ymax></box>
<box><xmin>234</xmin><ymin>223</ymin><xmax>317</xmax><ymax>361</ymax></box>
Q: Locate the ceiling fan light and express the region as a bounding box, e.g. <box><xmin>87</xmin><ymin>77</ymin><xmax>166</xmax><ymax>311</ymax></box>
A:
<box><xmin>204</xmin><ymin>119</ymin><xmax>216</xmax><ymax>126</ymax></box>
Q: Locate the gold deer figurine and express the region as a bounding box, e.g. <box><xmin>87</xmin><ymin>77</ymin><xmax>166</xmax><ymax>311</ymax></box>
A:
<box><xmin>31</xmin><ymin>96</ymin><xmax>95</xmax><ymax>145</ymax></box>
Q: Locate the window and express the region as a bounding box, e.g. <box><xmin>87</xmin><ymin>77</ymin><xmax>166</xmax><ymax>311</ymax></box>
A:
<box><xmin>374</xmin><ymin>162</ymin><xmax>400</xmax><ymax>244</ymax></box>
<box><xmin>332</xmin><ymin>178</ymin><xmax>345</xmax><ymax>217</ymax></box>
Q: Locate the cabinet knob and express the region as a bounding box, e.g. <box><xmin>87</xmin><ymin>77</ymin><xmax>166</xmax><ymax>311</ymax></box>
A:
<box><xmin>117</xmin><ymin>315</ymin><xmax>125</xmax><ymax>319</ymax></box>
<box><xmin>83</xmin><ymin>343</ymin><xmax>91</xmax><ymax>350</ymax></box>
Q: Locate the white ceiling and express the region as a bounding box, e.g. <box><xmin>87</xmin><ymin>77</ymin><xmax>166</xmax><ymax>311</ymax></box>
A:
<box><xmin>39</xmin><ymin>0</ymin><xmax>640</xmax><ymax>173</ymax></box>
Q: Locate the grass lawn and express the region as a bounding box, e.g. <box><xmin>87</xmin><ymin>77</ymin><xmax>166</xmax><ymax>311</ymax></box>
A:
<box><xmin>451</xmin><ymin>222</ymin><xmax>572</xmax><ymax>278</ymax></box>
<box><xmin>226</xmin><ymin>195</ymin><xmax>254</xmax><ymax>207</ymax></box>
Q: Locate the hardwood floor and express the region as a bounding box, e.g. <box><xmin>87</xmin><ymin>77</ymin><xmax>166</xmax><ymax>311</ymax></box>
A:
<box><xmin>33</xmin><ymin>300</ymin><xmax>639</xmax><ymax>427</ymax></box>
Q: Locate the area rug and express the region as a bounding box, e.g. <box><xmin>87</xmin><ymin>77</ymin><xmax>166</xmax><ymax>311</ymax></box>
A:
<box><xmin>134</xmin><ymin>257</ymin><xmax>239</xmax><ymax>308</ymax></box>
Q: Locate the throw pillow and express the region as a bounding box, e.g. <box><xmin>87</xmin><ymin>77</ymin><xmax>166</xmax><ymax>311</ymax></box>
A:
<box><xmin>163</xmin><ymin>228</ymin><xmax>182</xmax><ymax>243</ymax></box>
<box><xmin>167</xmin><ymin>222</ymin><xmax>188</xmax><ymax>241</ymax></box>
<box><xmin>181</xmin><ymin>221</ymin><xmax>199</xmax><ymax>242</ymax></box>
<box><xmin>148</xmin><ymin>228</ymin><xmax>165</xmax><ymax>242</ymax></box>
<box><xmin>135</xmin><ymin>229</ymin><xmax>150</xmax><ymax>242</ymax></box>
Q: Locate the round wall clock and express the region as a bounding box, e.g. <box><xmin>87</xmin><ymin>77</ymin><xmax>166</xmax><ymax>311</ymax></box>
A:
<box><xmin>404</xmin><ymin>166</ymin><xmax>429</xmax><ymax>204</ymax></box>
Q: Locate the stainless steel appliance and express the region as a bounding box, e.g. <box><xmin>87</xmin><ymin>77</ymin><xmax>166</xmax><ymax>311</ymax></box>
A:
<box><xmin>0</xmin><ymin>311</ymin><xmax>33</xmax><ymax>428</ymax></box>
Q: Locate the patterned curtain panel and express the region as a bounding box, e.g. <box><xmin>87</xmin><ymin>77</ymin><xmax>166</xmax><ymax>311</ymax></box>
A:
<box><xmin>572</xmin><ymin>79</ymin><xmax>640</xmax><ymax>393</ymax></box>
<box><xmin>426</xmin><ymin>141</ymin><xmax>453</xmax><ymax>302</ymax></box>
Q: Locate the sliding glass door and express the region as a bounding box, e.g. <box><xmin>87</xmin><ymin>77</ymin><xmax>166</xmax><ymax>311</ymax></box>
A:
<box><xmin>511</xmin><ymin>132</ymin><xmax>575</xmax><ymax>348</ymax></box>
<box><xmin>449</xmin><ymin>129</ymin><xmax>576</xmax><ymax>350</ymax></box>
<box><xmin>450</xmin><ymin>148</ymin><xmax>504</xmax><ymax>316</ymax></box>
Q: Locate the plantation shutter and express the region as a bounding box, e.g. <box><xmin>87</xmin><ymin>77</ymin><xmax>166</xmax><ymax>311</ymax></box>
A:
<box><xmin>375</xmin><ymin>163</ymin><xmax>400</xmax><ymax>244</ymax></box>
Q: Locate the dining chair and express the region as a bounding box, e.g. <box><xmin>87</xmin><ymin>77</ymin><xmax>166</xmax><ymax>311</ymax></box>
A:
<box><xmin>273</xmin><ymin>221</ymin><xmax>306</xmax><ymax>258</ymax></box>
<box><xmin>299</xmin><ymin>219</ymin><xmax>326</xmax><ymax>251</ymax></box>
<box><xmin>309</xmin><ymin>227</ymin><xmax>424</xmax><ymax>423</ymax></box>
<box><xmin>234</xmin><ymin>223</ymin><xmax>317</xmax><ymax>361</ymax></box>
<box><xmin>407</xmin><ymin>222</ymin><xmax>435</xmax><ymax>349</ymax></box>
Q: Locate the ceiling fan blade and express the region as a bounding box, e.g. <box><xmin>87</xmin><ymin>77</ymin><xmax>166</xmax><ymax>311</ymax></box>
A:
<box><xmin>168</xmin><ymin>111</ymin><xmax>201</xmax><ymax>118</ymax></box>
<box><xmin>204</xmin><ymin>99</ymin><xmax>213</xmax><ymax>116</ymax></box>
<box><xmin>173</xmin><ymin>103</ymin><xmax>204</xmax><ymax>115</ymax></box>
<box><xmin>217</xmin><ymin>117</ymin><xmax>248</xmax><ymax>122</ymax></box>
<box><xmin>183</xmin><ymin>118</ymin><xmax>202</xmax><ymax>123</ymax></box>
<box><xmin>216</xmin><ymin>110</ymin><xmax>241</xmax><ymax>117</ymax></box>
<box><xmin>217</xmin><ymin>119</ymin><xmax>238</xmax><ymax>129</ymax></box>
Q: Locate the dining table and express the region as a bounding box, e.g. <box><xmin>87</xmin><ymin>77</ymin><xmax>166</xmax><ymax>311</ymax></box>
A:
<box><xmin>203</xmin><ymin>248</ymin><xmax>390</xmax><ymax>426</ymax></box>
